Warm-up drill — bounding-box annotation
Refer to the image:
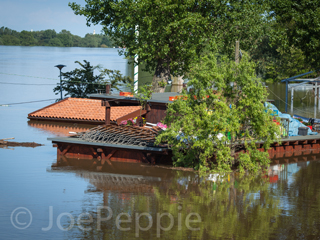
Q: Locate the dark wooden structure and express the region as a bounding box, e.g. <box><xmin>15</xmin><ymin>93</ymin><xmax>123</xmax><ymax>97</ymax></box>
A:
<box><xmin>49</xmin><ymin>134</ymin><xmax>320</xmax><ymax>166</ymax></box>
<box><xmin>49</xmin><ymin>137</ymin><xmax>172</xmax><ymax>167</ymax></box>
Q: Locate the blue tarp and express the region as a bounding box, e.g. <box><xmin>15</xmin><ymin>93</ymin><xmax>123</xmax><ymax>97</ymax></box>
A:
<box><xmin>265</xmin><ymin>102</ymin><xmax>318</xmax><ymax>136</ymax></box>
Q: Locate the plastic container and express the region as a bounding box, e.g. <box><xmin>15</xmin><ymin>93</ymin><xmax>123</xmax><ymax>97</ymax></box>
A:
<box><xmin>298</xmin><ymin>127</ymin><xmax>308</xmax><ymax>136</ymax></box>
<box><xmin>119</xmin><ymin>92</ymin><xmax>132</xmax><ymax>96</ymax></box>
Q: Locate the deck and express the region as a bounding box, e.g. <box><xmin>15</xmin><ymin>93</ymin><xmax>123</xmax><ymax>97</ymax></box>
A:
<box><xmin>49</xmin><ymin>136</ymin><xmax>172</xmax><ymax>167</ymax></box>
<box><xmin>49</xmin><ymin>133</ymin><xmax>320</xmax><ymax>167</ymax></box>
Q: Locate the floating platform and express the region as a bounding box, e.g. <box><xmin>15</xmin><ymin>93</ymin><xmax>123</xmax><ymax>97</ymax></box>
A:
<box><xmin>49</xmin><ymin>136</ymin><xmax>172</xmax><ymax>166</ymax></box>
<box><xmin>49</xmin><ymin>134</ymin><xmax>320</xmax><ymax>166</ymax></box>
<box><xmin>255</xmin><ymin>134</ymin><xmax>320</xmax><ymax>159</ymax></box>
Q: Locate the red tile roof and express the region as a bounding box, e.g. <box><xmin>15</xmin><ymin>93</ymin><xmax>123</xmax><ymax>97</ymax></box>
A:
<box><xmin>28</xmin><ymin>98</ymin><xmax>141</xmax><ymax>123</ymax></box>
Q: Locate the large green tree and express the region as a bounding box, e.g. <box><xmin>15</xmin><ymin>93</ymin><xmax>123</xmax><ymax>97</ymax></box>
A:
<box><xmin>69</xmin><ymin>0</ymin><xmax>269</xmax><ymax>92</ymax></box>
<box><xmin>156</xmin><ymin>52</ymin><xmax>280</xmax><ymax>172</ymax></box>
<box><xmin>269</xmin><ymin>0</ymin><xmax>320</xmax><ymax>69</ymax></box>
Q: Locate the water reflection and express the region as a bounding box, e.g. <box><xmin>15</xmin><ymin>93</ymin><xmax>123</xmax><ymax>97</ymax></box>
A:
<box><xmin>49</xmin><ymin>155</ymin><xmax>320</xmax><ymax>239</ymax></box>
<box><xmin>50</xmin><ymin>158</ymin><xmax>281</xmax><ymax>239</ymax></box>
<box><xmin>27</xmin><ymin>120</ymin><xmax>93</xmax><ymax>137</ymax></box>
<box><xmin>267</xmin><ymin>83</ymin><xmax>320</xmax><ymax>118</ymax></box>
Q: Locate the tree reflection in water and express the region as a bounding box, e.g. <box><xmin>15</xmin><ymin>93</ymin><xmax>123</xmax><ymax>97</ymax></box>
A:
<box><xmin>52</xmin><ymin>157</ymin><xmax>320</xmax><ymax>239</ymax></box>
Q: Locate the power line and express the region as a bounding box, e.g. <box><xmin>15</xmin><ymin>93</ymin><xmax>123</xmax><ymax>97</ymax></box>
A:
<box><xmin>0</xmin><ymin>72</ymin><xmax>58</xmax><ymax>81</ymax></box>
<box><xmin>0</xmin><ymin>81</ymin><xmax>56</xmax><ymax>85</ymax></box>
<box><xmin>0</xmin><ymin>80</ymin><xmax>129</xmax><ymax>86</ymax></box>
<box><xmin>0</xmin><ymin>98</ymin><xmax>56</xmax><ymax>106</ymax></box>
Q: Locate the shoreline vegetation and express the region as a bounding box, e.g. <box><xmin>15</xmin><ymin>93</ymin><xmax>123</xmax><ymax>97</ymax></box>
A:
<box><xmin>0</xmin><ymin>26</ymin><xmax>117</xmax><ymax>48</ymax></box>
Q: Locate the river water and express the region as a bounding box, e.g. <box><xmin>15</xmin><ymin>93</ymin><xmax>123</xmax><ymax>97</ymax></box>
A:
<box><xmin>1</xmin><ymin>46</ymin><xmax>320</xmax><ymax>239</ymax></box>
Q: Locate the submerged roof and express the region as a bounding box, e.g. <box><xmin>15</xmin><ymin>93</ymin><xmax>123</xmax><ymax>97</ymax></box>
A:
<box><xmin>28</xmin><ymin>98</ymin><xmax>141</xmax><ymax>123</ymax></box>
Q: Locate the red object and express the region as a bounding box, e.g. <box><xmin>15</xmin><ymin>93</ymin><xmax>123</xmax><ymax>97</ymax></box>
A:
<box><xmin>269</xmin><ymin>175</ymin><xmax>278</xmax><ymax>183</ymax></box>
<box><xmin>169</xmin><ymin>96</ymin><xmax>188</xmax><ymax>101</ymax></box>
<box><xmin>119</xmin><ymin>92</ymin><xmax>132</xmax><ymax>96</ymax></box>
<box><xmin>272</xmin><ymin>119</ymin><xmax>280</xmax><ymax>125</ymax></box>
<box><xmin>308</xmin><ymin>126</ymin><xmax>312</xmax><ymax>130</ymax></box>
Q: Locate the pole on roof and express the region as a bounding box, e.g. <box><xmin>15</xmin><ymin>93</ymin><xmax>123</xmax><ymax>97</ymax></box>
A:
<box><xmin>291</xmin><ymin>88</ymin><xmax>294</xmax><ymax>113</ymax></box>
<box><xmin>315</xmin><ymin>82</ymin><xmax>318</xmax><ymax>109</ymax></box>
<box><xmin>133</xmin><ymin>25</ymin><xmax>139</xmax><ymax>93</ymax></box>
<box><xmin>318</xmin><ymin>83</ymin><xmax>320</xmax><ymax>110</ymax></box>
<box><xmin>285</xmin><ymin>80</ymin><xmax>288</xmax><ymax>113</ymax></box>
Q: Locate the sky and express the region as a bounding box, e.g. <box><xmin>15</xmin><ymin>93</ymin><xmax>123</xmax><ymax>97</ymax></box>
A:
<box><xmin>0</xmin><ymin>0</ymin><xmax>103</xmax><ymax>37</ymax></box>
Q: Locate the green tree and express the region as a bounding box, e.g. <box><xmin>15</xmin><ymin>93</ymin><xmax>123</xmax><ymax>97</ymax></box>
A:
<box><xmin>269</xmin><ymin>0</ymin><xmax>320</xmax><ymax>69</ymax></box>
<box><xmin>156</xmin><ymin>52</ymin><xmax>280</xmax><ymax>172</ymax></box>
<box><xmin>83</xmin><ymin>33</ymin><xmax>99</xmax><ymax>47</ymax></box>
<box><xmin>57</xmin><ymin>29</ymin><xmax>73</xmax><ymax>47</ymax></box>
<box><xmin>69</xmin><ymin>0</ymin><xmax>269</xmax><ymax>92</ymax></box>
<box><xmin>72</xmin><ymin>35</ymin><xmax>83</xmax><ymax>47</ymax></box>
<box><xmin>265</xmin><ymin>46</ymin><xmax>315</xmax><ymax>82</ymax></box>
<box><xmin>48</xmin><ymin>37</ymin><xmax>63</xmax><ymax>47</ymax></box>
<box><xmin>20</xmin><ymin>30</ymin><xmax>37</xmax><ymax>46</ymax></box>
<box><xmin>40</xmin><ymin>29</ymin><xmax>57</xmax><ymax>45</ymax></box>
<box><xmin>1</xmin><ymin>35</ymin><xmax>20</xmax><ymax>45</ymax></box>
<box><xmin>53</xmin><ymin>60</ymin><xmax>133</xmax><ymax>98</ymax></box>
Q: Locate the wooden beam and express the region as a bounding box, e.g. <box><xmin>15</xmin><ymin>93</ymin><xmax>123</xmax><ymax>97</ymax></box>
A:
<box><xmin>140</xmin><ymin>152</ymin><xmax>150</xmax><ymax>164</ymax></box>
<box><xmin>60</xmin><ymin>145</ymin><xmax>71</xmax><ymax>156</ymax></box>
<box><xmin>104</xmin><ymin>149</ymin><xmax>117</xmax><ymax>160</ymax></box>
<box><xmin>116</xmin><ymin>109</ymin><xmax>147</xmax><ymax>125</ymax></box>
<box><xmin>282</xmin><ymin>141</ymin><xmax>290</xmax><ymax>146</ymax></box>
<box><xmin>146</xmin><ymin>103</ymin><xmax>151</xmax><ymax>112</ymax></box>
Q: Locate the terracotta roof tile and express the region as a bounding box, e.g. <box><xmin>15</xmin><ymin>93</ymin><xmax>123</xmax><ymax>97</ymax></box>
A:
<box><xmin>28</xmin><ymin>98</ymin><xmax>141</xmax><ymax>123</ymax></box>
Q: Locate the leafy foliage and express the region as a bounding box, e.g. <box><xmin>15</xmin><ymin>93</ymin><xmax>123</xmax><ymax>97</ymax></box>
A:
<box><xmin>264</xmin><ymin>46</ymin><xmax>316</xmax><ymax>82</ymax></box>
<box><xmin>156</xmin><ymin>52</ymin><xmax>280</xmax><ymax>173</ymax></box>
<box><xmin>69</xmin><ymin>0</ymin><xmax>269</xmax><ymax>90</ymax></box>
<box><xmin>129</xmin><ymin>83</ymin><xmax>153</xmax><ymax>111</ymax></box>
<box><xmin>53</xmin><ymin>60</ymin><xmax>132</xmax><ymax>98</ymax></box>
<box><xmin>269</xmin><ymin>0</ymin><xmax>320</xmax><ymax>69</ymax></box>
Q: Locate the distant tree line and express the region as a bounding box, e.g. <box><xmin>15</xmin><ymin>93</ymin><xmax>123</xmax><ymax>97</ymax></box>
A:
<box><xmin>0</xmin><ymin>26</ymin><xmax>116</xmax><ymax>48</ymax></box>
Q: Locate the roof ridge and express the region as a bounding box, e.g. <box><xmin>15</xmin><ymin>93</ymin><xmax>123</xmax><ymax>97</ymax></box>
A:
<box><xmin>69</xmin><ymin>98</ymin><xmax>100</xmax><ymax>102</ymax></box>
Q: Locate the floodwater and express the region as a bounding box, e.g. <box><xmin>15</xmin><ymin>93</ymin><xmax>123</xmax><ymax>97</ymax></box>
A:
<box><xmin>267</xmin><ymin>83</ymin><xmax>320</xmax><ymax>119</ymax></box>
<box><xmin>1</xmin><ymin>46</ymin><xmax>320</xmax><ymax>239</ymax></box>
